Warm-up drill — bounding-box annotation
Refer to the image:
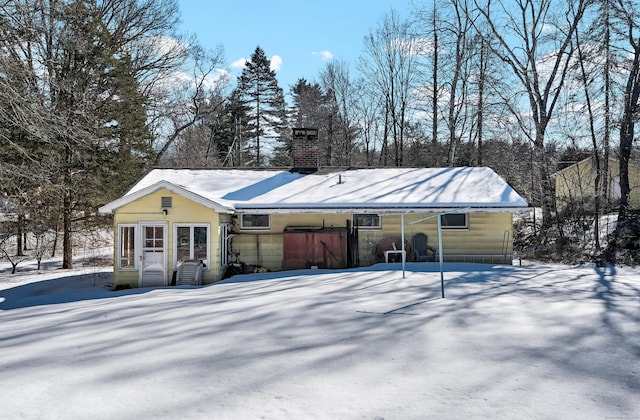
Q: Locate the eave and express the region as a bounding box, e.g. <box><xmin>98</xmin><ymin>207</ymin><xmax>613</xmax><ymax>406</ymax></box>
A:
<box><xmin>233</xmin><ymin>204</ymin><xmax>530</xmax><ymax>215</ymax></box>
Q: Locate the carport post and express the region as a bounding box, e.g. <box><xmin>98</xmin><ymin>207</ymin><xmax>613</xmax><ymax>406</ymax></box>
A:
<box><xmin>401</xmin><ymin>213</ymin><xmax>406</xmax><ymax>278</ymax></box>
<box><xmin>408</xmin><ymin>207</ymin><xmax>470</xmax><ymax>299</ymax></box>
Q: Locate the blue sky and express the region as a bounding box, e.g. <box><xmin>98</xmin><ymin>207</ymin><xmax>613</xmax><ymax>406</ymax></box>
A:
<box><xmin>177</xmin><ymin>0</ymin><xmax>413</xmax><ymax>92</ymax></box>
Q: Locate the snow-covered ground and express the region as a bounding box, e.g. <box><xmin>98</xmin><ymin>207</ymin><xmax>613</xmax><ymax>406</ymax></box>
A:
<box><xmin>1</xmin><ymin>259</ymin><xmax>638</xmax><ymax>419</ymax></box>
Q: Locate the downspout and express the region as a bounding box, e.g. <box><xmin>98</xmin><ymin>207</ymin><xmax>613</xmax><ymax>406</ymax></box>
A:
<box><xmin>256</xmin><ymin>234</ymin><xmax>261</xmax><ymax>267</ymax></box>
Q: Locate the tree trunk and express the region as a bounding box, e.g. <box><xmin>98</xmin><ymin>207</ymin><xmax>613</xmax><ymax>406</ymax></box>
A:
<box><xmin>476</xmin><ymin>39</ymin><xmax>486</xmax><ymax>167</ymax></box>
<box><xmin>431</xmin><ymin>0</ymin><xmax>439</xmax><ymax>167</ymax></box>
<box><xmin>605</xmin><ymin>35</ymin><xmax>640</xmax><ymax>264</ymax></box>
<box><xmin>617</xmin><ymin>40</ymin><xmax>640</xmax><ymax>223</ymax></box>
<box><xmin>62</xmin><ymin>189</ymin><xmax>73</xmax><ymax>269</ymax></box>
<box><xmin>576</xmin><ymin>28</ymin><xmax>601</xmax><ymax>251</ymax></box>
<box><xmin>601</xmin><ymin>0</ymin><xmax>611</xmax><ymax>205</ymax></box>
<box><xmin>533</xmin><ymin>135</ymin><xmax>553</xmax><ymax>227</ymax></box>
<box><xmin>62</xmin><ymin>145</ymin><xmax>73</xmax><ymax>269</ymax></box>
<box><xmin>16</xmin><ymin>213</ymin><xmax>24</xmax><ymax>257</ymax></box>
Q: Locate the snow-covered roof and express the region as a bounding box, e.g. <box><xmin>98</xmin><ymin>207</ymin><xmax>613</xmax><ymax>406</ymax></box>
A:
<box><xmin>99</xmin><ymin>167</ymin><xmax>528</xmax><ymax>214</ymax></box>
<box><xmin>99</xmin><ymin>169</ymin><xmax>302</xmax><ymax>214</ymax></box>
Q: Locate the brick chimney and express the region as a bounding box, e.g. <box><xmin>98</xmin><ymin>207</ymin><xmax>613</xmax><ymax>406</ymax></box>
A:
<box><xmin>291</xmin><ymin>128</ymin><xmax>319</xmax><ymax>173</ymax></box>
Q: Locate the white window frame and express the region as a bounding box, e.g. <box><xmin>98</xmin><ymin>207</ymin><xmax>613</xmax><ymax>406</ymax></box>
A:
<box><xmin>118</xmin><ymin>224</ymin><xmax>138</xmax><ymax>270</ymax></box>
<box><xmin>353</xmin><ymin>213</ymin><xmax>381</xmax><ymax>229</ymax></box>
<box><xmin>441</xmin><ymin>213</ymin><xmax>469</xmax><ymax>230</ymax></box>
<box><xmin>174</xmin><ymin>223</ymin><xmax>210</xmax><ymax>269</ymax></box>
<box><xmin>240</xmin><ymin>214</ymin><xmax>270</xmax><ymax>230</ymax></box>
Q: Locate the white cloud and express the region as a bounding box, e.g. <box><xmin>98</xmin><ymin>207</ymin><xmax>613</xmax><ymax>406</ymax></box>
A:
<box><xmin>270</xmin><ymin>55</ymin><xmax>282</xmax><ymax>72</ymax></box>
<box><xmin>231</xmin><ymin>58</ymin><xmax>247</xmax><ymax>69</ymax></box>
<box><xmin>312</xmin><ymin>50</ymin><xmax>334</xmax><ymax>61</ymax></box>
<box><xmin>149</xmin><ymin>35</ymin><xmax>189</xmax><ymax>57</ymax></box>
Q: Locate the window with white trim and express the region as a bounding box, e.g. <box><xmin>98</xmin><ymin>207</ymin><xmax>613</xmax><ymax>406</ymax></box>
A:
<box><xmin>353</xmin><ymin>213</ymin><xmax>381</xmax><ymax>229</ymax></box>
<box><xmin>175</xmin><ymin>224</ymin><xmax>210</xmax><ymax>268</ymax></box>
<box><xmin>441</xmin><ymin>213</ymin><xmax>468</xmax><ymax>229</ymax></box>
<box><xmin>240</xmin><ymin>214</ymin><xmax>270</xmax><ymax>230</ymax></box>
<box><xmin>118</xmin><ymin>224</ymin><xmax>137</xmax><ymax>269</ymax></box>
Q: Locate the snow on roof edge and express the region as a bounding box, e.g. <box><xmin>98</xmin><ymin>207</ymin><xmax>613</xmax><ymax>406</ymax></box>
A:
<box><xmin>235</xmin><ymin>204</ymin><xmax>530</xmax><ymax>214</ymax></box>
<box><xmin>98</xmin><ymin>180</ymin><xmax>234</xmax><ymax>214</ymax></box>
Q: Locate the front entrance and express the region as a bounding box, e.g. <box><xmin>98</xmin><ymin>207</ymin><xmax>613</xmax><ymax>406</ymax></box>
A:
<box><xmin>139</xmin><ymin>223</ymin><xmax>167</xmax><ymax>287</ymax></box>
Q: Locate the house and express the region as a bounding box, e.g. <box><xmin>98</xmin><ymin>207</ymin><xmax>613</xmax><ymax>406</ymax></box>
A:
<box><xmin>553</xmin><ymin>157</ymin><xmax>640</xmax><ymax>210</ymax></box>
<box><xmin>99</xmin><ymin>136</ymin><xmax>529</xmax><ymax>289</ymax></box>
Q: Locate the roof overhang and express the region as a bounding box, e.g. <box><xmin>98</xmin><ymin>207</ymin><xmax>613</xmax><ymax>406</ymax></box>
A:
<box><xmin>98</xmin><ymin>180</ymin><xmax>234</xmax><ymax>215</ymax></box>
<box><xmin>233</xmin><ymin>205</ymin><xmax>530</xmax><ymax>215</ymax></box>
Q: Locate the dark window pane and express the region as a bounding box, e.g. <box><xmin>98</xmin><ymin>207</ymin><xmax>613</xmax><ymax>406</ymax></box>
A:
<box><xmin>194</xmin><ymin>227</ymin><xmax>207</xmax><ymax>261</ymax></box>
<box><xmin>177</xmin><ymin>226</ymin><xmax>190</xmax><ymax>263</ymax></box>
<box><xmin>354</xmin><ymin>214</ymin><xmax>380</xmax><ymax>228</ymax></box>
<box><xmin>442</xmin><ymin>214</ymin><xmax>467</xmax><ymax>228</ymax></box>
<box><xmin>242</xmin><ymin>214</ymin><xmax>269</xmax><ymax>228</ymax></box>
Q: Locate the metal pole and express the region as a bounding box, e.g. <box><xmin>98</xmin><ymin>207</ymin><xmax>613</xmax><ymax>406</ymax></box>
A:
<box><xmin>407</xmin><ymin>207</ymin><xmax>469</xmax><ymax>299</ymax></box>
<box><xmin>437</xmin><ymin>213</ymin><xmax>445</xmax><ymax>298</ymax></box>
<box><xmin>401</xmin><ymin>213</ymin><xmax>406</xmax><ymax>278</ymax></box>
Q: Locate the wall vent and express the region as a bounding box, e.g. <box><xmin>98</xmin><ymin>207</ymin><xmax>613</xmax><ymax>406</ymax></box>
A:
<box><xmin>161</xmin><ymin>196</ymin><xmax>172</xmax><ymax>208</ymax></box>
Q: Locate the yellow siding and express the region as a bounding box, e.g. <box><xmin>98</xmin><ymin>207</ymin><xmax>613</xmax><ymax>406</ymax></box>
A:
<box><xmin>555</xmin><ymin>159</ymin><xmax>640</xmax><ymax>209</ymax></box>
<box><xmin>630</xmin><ymin>165</ymin><xmax>640</xmax><ymax>207</ymax></box>
<box><xmin>555</xmin><ymin>159</ymin><xmax>599</xmax><ymax>204</ymax></box>
<box><xmin>359</xmin><ymin>213</ymin><xmax>513</xmax><ymax>264</ymax></box>
<box><xmin>231</xmin><ymin>212</ymin><xmax>514</xmax><ymax>270</ymax></box>
<box><xmin>230</xmin><ymin>214</ymin><xmax>351</xmax><ymax>270</ymax></box>
<box><xmin>112</xmin><ymin>188</ymin><xmax>222</xmax><ymax>288</ymax></box>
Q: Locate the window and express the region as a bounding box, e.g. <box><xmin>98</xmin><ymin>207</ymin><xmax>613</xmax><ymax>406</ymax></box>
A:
<box><xmin>118</xmin><ymin>224</ymin><xmax>137</xmax><ymax>269</ymax></box>
<box><xmin>144</xmin><ymin>226</ymin><xmax>164</xmax><ymax>248</ymax></box>
<box><xmin>175</xmin><ymin>224</ymin><xmax>209</xmax><ymax>268</ymax></box>
<box><xmin>441</xmin><ymin>213</ymin><xmax>468</xmax><ymax>229</ymax></box>
<box><xmin>353</xmin><ymin>213</ymin><xmax>381</xmax><ymax>229</ymax></box>
<box><xmin>241</xmin><ymin>214</ymin><xmax>270</xmax><ymax>229</ymax></box>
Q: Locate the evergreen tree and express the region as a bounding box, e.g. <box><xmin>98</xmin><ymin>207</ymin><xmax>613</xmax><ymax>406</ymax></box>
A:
<box><xmin>289</xmin><ymin>78</ymin><xmax>330</xmax><ymax>165</ymax></box>
<box><xmin>0</xmin><ymin>0</ymin><xmax>185</xmax><ymax>269</ymax></box>
<box><xmin>231</xmin><ymin>46</ymin><xmax>287</xmax><ymax>166</ymax></box>
<box><xmin>291</xmin><ymin>78</ymin><xmax>326</xmax><ymax>128</ymax></box>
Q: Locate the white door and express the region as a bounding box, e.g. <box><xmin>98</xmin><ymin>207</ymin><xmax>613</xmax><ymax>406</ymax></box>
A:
<box><xmin>140</xmin><ymin>223</ymin><xmax>167</xmax><ymax>287</ymax></box>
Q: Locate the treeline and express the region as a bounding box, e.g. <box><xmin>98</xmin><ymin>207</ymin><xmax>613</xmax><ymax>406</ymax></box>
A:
<box><xmin>1</xmin><ymin>0</ymin><xmax>639</xmax><ymax>269</ymax></box>
<box><xmin>166</xmin><ymin>0</ymin><xmax>640</xmax><ymax>263</ymax></box>
<box><xmin>0</xmin><ymin>0</ymin><xmax>227</xmax><ymax>268</ymax></box>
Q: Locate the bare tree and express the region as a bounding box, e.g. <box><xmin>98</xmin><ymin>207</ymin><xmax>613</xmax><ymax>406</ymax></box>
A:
<box><xmin>152</xmin><ymin>45</ymin><xmax>229</xmax><ymax>166</ymax></box>
<box><xmin>360</xmin><ymin>9</ymin><xmax>418</xmax><ymax>166</ymax></box>
<box><xmin>352</xmin><ymin>78</ymin><xmax>383</xmax><ymax>166</ymax></box>
<box><xmin>440</xmin><ymin>0</ymin><xmax>476</xmax><ymax>166</ymax></box>
<box><xmin>475</xmin><ymin>0</ymin><xmax>592</xmax><ymax>227</ymax></box>
<box><xmin>574</xmin><ymin>31</ymin><xmax>603</xmax><ymax>250</ymax></box>
<box><xmin>413</xmin><ymin>0</ymin><xmax>444</xmax><ymax>167</ymax></box>
<box><xmin>320</xmin><ymin>59</ymin><xmax>359</xmax><ymax>166</ymax></box>
<box><xmin>612</xmin><ymin>0</ymin><xmax>640</xmax><ymax>224</ymax></box>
